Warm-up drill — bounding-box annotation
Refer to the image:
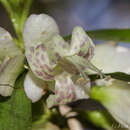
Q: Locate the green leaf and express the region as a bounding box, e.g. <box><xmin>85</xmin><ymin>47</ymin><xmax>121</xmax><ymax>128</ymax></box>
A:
<box><xmin>91</xmin><ymin>79</ymin><xmax>130</xmax><ymax>129</ymax></box>
<box><xmin>64</xmin><ymin>29</ymin><xmax>130</xmax><ymax>43</ymax></box>
<box><xmin>87</xmin><ymin>111</ymin><xmax>114</xmax><ymax>130</ymax></box>
<box><xmin>0</xmin><ymin>72</ymin><xmax>32</xmax><ymax>130</ymax></box>
<box><xmin>88</xmin><ymin>72</ymin><xmax>130</xmax><ymax>82</ymax></box>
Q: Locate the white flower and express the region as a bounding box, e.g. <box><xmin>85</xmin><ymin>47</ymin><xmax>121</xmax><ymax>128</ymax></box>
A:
<box><xmin>23</xmin><ymin>13</ymin><xmax>96</xmax><ymax>105</ymax></box>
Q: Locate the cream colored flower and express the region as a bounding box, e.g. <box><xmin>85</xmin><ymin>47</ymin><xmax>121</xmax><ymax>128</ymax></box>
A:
<box><xmin>23</xmin><ymin>14</ymin><xmax>96</xmax><ymax>105</ymax></box>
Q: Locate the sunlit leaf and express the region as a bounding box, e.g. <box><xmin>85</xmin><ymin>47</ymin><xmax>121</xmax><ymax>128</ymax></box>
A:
<box><xmin>64</xmin><ymin>29</ymin><xmax>130</xmax><ymax>43</ymax></box>
<box><xmin>91</xmin><ymin>79</ymin><xmax>130</xmax><ymax>129</ymax></box>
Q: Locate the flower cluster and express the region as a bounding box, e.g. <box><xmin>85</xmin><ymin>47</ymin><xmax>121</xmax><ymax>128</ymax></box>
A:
<box><xmin>1</xmin><ymin>12</ymin><xmax>130</xmax><ymax>129</ymax></box>
<box><xmin>23</xmin><ymin>14</ymin><xmax>98</xmax><ymax>107</ymax></box>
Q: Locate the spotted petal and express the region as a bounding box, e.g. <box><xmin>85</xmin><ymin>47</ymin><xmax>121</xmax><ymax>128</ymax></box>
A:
<box><xmin>47</xmin><ymin>73</ymin><xmax>90</xmax><ymax>108</ymax></box>
<box><xmin>25</xmin><ymin>34</ymin><xmax>68</xmax><ymax>81</ymax></box>
<box><xmin>56</xmin><ymin>26</ymin><xmax>97</xmax><ymax>76</ymax></box>
<box><xmin>23</xmin><ymin>14</ymin><xmax>61</xmax><ymax>81</ymax></box>
<box><xmin>55</xmin><ymin>72</ymin><xmax>76</xmax><ymax>104</ymax></box>
<box><xmin>70</xmin><ymin>26</ymin><xmax>95</xmax><ymax>60</ymax></box>
<box><xmin>47</xmin><ymin>34</ymin><xmax>69</xmax><ymax>63</ymax></box>
<box><xmin>26</xmin><ymin>42</ymin><xmax>56</xmax><ymax>81</ymax></box>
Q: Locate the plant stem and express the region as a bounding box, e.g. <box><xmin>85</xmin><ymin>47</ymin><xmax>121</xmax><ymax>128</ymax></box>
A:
<box><xmin>0</xmin><ymin>0</ymin><xmax>33</xmax><ymax>50</ymax></box>
<box><xmin>33</xmin><ymin>103</ymin><xmax>52</xmax><ymax>125</ymax></box>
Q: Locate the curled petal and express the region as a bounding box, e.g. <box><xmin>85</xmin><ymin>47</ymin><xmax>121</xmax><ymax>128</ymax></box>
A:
<box><xmin>53</xmin><ymin>26</ymin><xmax>97</xmax><ymax>76</ymax></box>
<box><xmin>23</xmin><ymin>14</ymin><xmax>59</xmax><ymax>48</ymax></box>
<box><xmin>24</xmin><ymin>71</ymin><xmax>47</xmax><ymax>102</ymax></box>
<box><xmin>26</xmin><ymin>34</ymin><xmax>69</xmax><ymax>81</ymax></box>
<box><xmin>70</xmin><ymin>26</ymin><xmax>95</xmax><ymax>60</ymax></box>
<box><xmin>24</xmin><ymin>14</ymin><xmax>62</xmax><ymax>81</ymax></box>
<box><xmin>26</xmin><ymin>43</ymin><xmax>55</xmax><ymax>81</ymax></box>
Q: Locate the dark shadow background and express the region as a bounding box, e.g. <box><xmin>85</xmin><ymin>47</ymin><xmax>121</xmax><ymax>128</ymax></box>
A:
<box><xmin>1</xmin><ymin>0</ymin><xmax>130</xmax><ymax>36</ymax></box>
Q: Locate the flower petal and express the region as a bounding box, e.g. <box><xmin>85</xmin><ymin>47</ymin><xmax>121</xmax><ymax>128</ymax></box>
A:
<box><xmin>24</xmin><ymin>71</ymin><xmax>47</xmax><ymax>102</ymax></box>
<box><xmin>0</xmin><ymin>27</ymin><xmax>23</xmax><ymax>58</ymax></box>
<box><xmin>23</xmin><ymin>14</ymin><xmax>59</xmax><ymax>48</ymax></box>
<box><xmin>25</xmin><ymin>34</ymin><xmax>69</xmax><ymax>81</ymax></box>
<box><xmin>0</xmin><ymin>27</ymin><xmax>24</xmax><ymax>96</ymax></box>
<box><xmin>46</xmin><ymin>72</ymin><xmax>76</xmax><ymax>107</ymax></box>
<box><xmin>47</xmin><ymin>34</ymin><xmax>69</xmax><ymax>63</ymax></box>
<box><xmin>25</xmin><ymin>43</ymin><xmax>55</xmax><ymax>81</ymax></box>
<box><xmin>70</xmin><ymin>26</ymin><xmax>95</xmax><ymax>60</ymax></box>
<box><xmin>73</xmin><ymin>76</ymin><xmax>90</xmax><ymax>99</ymax></box>
<box><xmin>55</xmin><ymin>72</ymin><xmax>76</xmax><ymax>105</ymax></box>
<box><xmin>47</xmin><ymin>73</ymin><xmax>90</xmax><ymax>108</ymax></box>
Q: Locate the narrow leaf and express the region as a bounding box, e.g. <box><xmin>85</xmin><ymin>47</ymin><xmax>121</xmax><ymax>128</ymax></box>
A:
<box><xmin>88</xmin><ymin>72</ymin><xmax>130</xmax><ymax>82</ymax></box>
<box><xmin>64</xmin><ymin>29</ymin><xmax>130</xmax><ymax>43</ymax></box>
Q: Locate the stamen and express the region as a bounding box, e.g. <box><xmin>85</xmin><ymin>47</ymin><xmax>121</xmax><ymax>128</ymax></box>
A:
<box><xmin>87</xmin><ymin>62</ymin><xmax>105</xmax><ymax>79</ymax></box>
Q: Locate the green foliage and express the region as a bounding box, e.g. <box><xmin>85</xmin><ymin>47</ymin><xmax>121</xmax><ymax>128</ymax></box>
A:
<box><xmin>88</xmin><ymin>72</ymin><xmax>130</xmax><ymax>82</ymax></box>
<box><xmin>91</xmin><ymin>80</ymin><xmax>130</xmax><ymax>129</ymax></box>
<box><xmin>87</xmin><ymin>111</ymin><xmax>114</xmax><ymax>130</ymax></box>
<box><xmin>0</xmin><ymin>73</ymin><xmax>32</xmax><ymax>130</ymax></box>
<box><xmin>64</xmin><ymin>29</ymin><xmax>130</xmax><ymax>43</ymax></box>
